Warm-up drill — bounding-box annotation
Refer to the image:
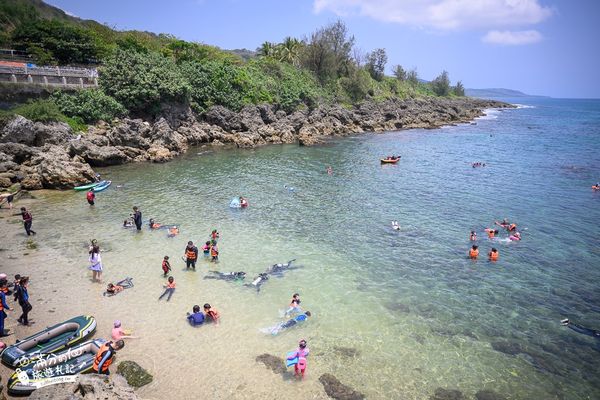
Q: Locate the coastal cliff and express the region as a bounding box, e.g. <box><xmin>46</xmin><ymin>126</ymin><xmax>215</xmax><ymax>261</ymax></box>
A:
<box><xmin>0</xmin><ymin>97</ymin><xmax>511</xmax><ymax>190</ymax></box>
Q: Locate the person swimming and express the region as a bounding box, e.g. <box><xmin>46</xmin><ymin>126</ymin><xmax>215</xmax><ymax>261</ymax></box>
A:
<box><xmin>263</xmin><ymin>311</ymin><xmax>312</xmax><ymax>335</ymax></box>
<box><xmin>245</xmin><ymin>273</ymin><xmax>269</xmax><ymax>292</ymax></box>
<box><xmin>285</xmin><ymin>293</ymin><xmax>302</xmax><ymax>317</ymax></box>
<box><xmin>123</xmin><ymin>219</ymin><xmax>133</xmax><ymax>228</ymax></box>
<box><xmin>561</xmin><ymin>319</ymin><xmax>600</xmax><ymax>338</ymax></box>
<box><xmin>167</xmin><ymin>226</ymin><xmax>179</xmax><ymax>238</ymax></box>
<box><xmin>149</xmin><ymin>218</ymin><xmax>161</xmax><ymax>229</ymax></box>
<box><xmin>485</xmin><ymin>228</ymin><xmax>499</xmax><ymax>239</ymax></box>
<box><xmin>391</xmin><ymin>221</ymin><xmax>400</xmax><ymax>231</ymax></box>
<box><xmin>104</xmin><ymin>278</ymin><xmax>134</xmax><ymax>296</ymax></box>
<box><xmin>267</xmin><ymin>259</ymin><xmax>297</xmax><ymax>274</ymax></box>
<box><xmin>204</xmin><ymin>271</ymin><xmax>246</xmax><ymax>281</ymax></box>
<box><xmin>469</xmin><ymin>245</ymin><xmax>479</xmax><ymax>259</ymax></box>
<box><xmin>470</xmin><ymin>231</ymin><xmax>477</xmax><ymax>241</ymax></box>
<box><xmin>488</xmin><ymin>248</ymin><xmax>499</xmax><ymax>261</ymax></box>
<box><xmin>509</xmin><ymin>232</ymin><xmax>522</xmax><ymax>241</ymax></box>
<box><xmin>158</xmin><ymin>276</ymin><xmax>176</xmax><ymax>301</ymax></box>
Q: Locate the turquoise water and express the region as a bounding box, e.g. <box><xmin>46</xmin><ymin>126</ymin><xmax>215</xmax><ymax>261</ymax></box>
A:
<box><xmin>28</xmin><ymin>98</ymin><xmax>600</xmax><ymax>399</ymax></box>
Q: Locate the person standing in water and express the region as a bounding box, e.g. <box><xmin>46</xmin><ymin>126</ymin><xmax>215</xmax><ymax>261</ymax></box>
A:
<box><xmin>132</xmin><ymin>207</ymin><xmax>142</xmax><ymax>231</ymax></box>
<box><xmin>89</xmin><ymin>245</ymin><xmax>103</xmax><ymax>282</ymax></box>
<box><xmin>158</xmin><ymin>276</ymin><xmax>176</xmax><ymax>301</ymax></box>
<box><xmin>17</xmin><ymin>207</ymin><xmax>36</xmax><ymax>236</ymax></box>
<box><xmin>15</xmin><ymin>276</ymin><xmax>32</xmax><ymax>326</ymax></box>
<box><xmin>86</xmin><ymin>189</ymin><xmax>96</xmax><ymax>206</ymax></box>
<box><xmin>184</xmin><ymin>241</ymin><xmax>198</xmax><ymax>270</ymax></box>
<box><xmin>287</xmin><ymin>339</ymin><xmax>310</xmax><ymax>379</ymax></box>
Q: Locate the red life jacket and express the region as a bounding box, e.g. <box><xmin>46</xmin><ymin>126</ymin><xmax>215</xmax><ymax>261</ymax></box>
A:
<box><xmin>87</xmin><ymin>192</ymin><xmax>95</xmax><ymax>201</ymax></box>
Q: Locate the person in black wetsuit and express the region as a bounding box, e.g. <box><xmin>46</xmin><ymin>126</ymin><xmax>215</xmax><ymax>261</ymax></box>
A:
<box><xmin>132</xmin><ymin>206</ymin><xmax>142</xmax><ymax>231</ymax></box>
<box><xmin>561</xmin><ymin>319</ymin><xmax>600</xmax><ymax>338</ymax></box>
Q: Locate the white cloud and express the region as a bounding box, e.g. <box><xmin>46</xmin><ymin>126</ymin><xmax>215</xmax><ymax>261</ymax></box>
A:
<box><xmin>313</xmin><ymin>0</ymin><xmax>553</xmax><ymax>31</ymax></box>
<box><xmin>481</xmin><ymin>29</ymin><xmax>543</xmax><ymax>45</ymax></box>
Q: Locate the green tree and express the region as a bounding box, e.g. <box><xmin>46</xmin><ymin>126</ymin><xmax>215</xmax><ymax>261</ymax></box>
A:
<box><xmin>431</xmin><ymin>70</ymin><xmax>451</xmax><ymax>96</ymax></box>
<box><xmin>365</xmin><ymin>48</ymin><xmax>387</xmax><ymax>81</ymax></box>
<box><xmin>257</xmin><ymin>41</ymin><xmax>277</xmax><ymax>58</ymax></box>
<box><xmin>407</xmin><ymin>68</ymin><xmax>419</xmax><ymax>87</ymax></box>
<box><xmin>393</xmin><ymin>65</ymin><xmax>407</xmax><ymax>81</ymax></box>
<box><xmin>99</xmin><ymin>50</ymin><xmax>190</xmax><ymax>114</ymax></box>
<box><xmin>11</xmin><ymin>19</ymin><xmax>108</xmax><ymax>64</ymax></box>
<box><xmin>277</xmin><ymin>36</ymin><xmax>301</xmax><ymax>65</ymax></box>
<box><xmin>52</xmin><ymin>89</ymin><xmax>127</xmax><ymax>123</ymax></box>
<box><xmin>299</xmin><ymin>20</ymin><xmax>355</xmax><ymax>83</ymax></box>
<box><xmin>453</xmin><ymin>80</ymin><xmax>465</xmax><ymax>96</ymax></box>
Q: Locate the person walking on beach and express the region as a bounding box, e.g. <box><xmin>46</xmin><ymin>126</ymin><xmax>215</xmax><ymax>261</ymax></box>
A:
<box><xmin>86</xmin><ymin>189</ymin><xmax>96</xmax><ymax>206</ymax></box>
<box><xmin>89</xmin><ymin>245</ymin><xmax>103</xmax><ymax>282</ymax></box>
<box><xmin>17</xmin><ymin>207</ymin><xmax>36</xmax><ymax>236</ymax></box>
<box><xmin>184</xmin><ymin>241</ymin><xmax>198</xmax><ymax>270</ymax></box>
<box><xmin>92</xmin><ymin>340</ymin><xmax>124</xmax><ymax>375</ymax></box>
<box><xmin>132</xmin><ymin>206</ymin><xmax>142</xmax><ymax>231</ymax></box>
<box><xmin>0</xmin><ymin>281</ymin><xmax>11</xmax><ymax>337</ymax></box>
<box><xmin>15</xmin><ymin>276</ymin><xmax>32</xmax><ymax>326</ymax></box>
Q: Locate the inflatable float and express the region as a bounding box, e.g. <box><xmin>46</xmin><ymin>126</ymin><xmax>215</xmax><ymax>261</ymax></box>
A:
<box><xmin>73</xmin><ymin>181</ymin><xmax>105</xmax><ymax>191</ymax></box>
<box><xmin>380</xmin><ymin>158</ymin><xmax>400</xmax><ymax>164</ymax></box>
<box><xmin>92</xmin><ymin>181</ymin><xmax>112</xmax><ymax>192</ymax></box>
<box><xmin>1</xmin><ymin>315</ymin><xmax>96</xmax><ymax>368</ymax></box>
<box><xmin>6</xmin><ymin>338</ymin><xmax>106</xmax><ymax>395</ymax></box>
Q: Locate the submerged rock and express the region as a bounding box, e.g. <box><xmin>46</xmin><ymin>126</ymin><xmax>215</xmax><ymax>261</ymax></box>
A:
<box><xmin>319</xmin><ymin>373</ymin><xmax>365</xmax><ymax>400</ymax></box>
<box><xmin>29</xmin><ymin>374</ymin><xmax>138</xmax><ymax>399</ymax></box>
<box><xmin>255</xmin><ymin>353</ymin><xmax>286</xmax><ymax>375</ymax></box>
<box><xmin>333</xmin><ymin>346</ymin><xmax>360</xmax><ymax>358</ymax></box>
<box><xmin>475</xmin><ymin>389</ymin><xmax>506</xmax><ymax>400</ymax></box>
<box><xmin>384</xmin><ymin>301</ymin><xmax>411</xmax><ymax>313</ymax></box>
<box><xmin>116</xmin><ymin>360</ymin><xmax>153</xmax><ymax>388</ymax></box>
<box><xmin>429</xmin><ymin>388</ymin><xmax>465</xmax><ymax>400</ymax></box>
<box><xmin>491</xmin><ymin>341</ymin><xmax>523</xmax><ymax>356</ymax></box>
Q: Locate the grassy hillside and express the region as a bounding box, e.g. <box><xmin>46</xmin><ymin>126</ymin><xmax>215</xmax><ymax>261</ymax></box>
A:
<box><xmin>0</xmin><ymin>0</ymin><xmax>465</xmax><ymax>127</ymax></box>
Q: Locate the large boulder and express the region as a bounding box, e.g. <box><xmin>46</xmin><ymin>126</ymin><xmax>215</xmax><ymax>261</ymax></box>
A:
<box><xmin>319</xmin><ymin>373</ymin><xmax>365</xmax><ymax>400</ymax></box>
<box><xmin>30</xmin><ymin>146</ymin><xmax>96</xmax><ymax>189</ymax></box>
<box><xmin>0</xmin><ymin>115</ymin><xmax>36</xmax><ymax>145</ymax></box>
<box><xmin>116</xmin><ymin>361</ymin><xmax>153</xmax><ymax>388</ymax></box>
<box><xmin>203</xmin><ymin>105</ymin><xmax>242</xmax><ymax>132</ymax></box>
<box><xmin>69</xmin><ymin>141</ymin><xmax>129</xmax><ymax>167</ymax></box>
<box><xmin>106</xmin><ymin>119</ymin><xmax>151</xmax><ymax>149</ymax></box>
<box><xmin>28</xmin><ymin>374</ymin><xmax>138</xmax><ymax>400</ymax></box>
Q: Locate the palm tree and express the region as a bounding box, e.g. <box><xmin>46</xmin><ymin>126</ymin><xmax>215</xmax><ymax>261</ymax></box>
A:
<box><xmin>257</xmin><ymin>41</ymin><xmax>276</xmax><ymax>58</ymax></box>
<box><xmin>278</xmin><ymin>37</ymin><xmax>301</xmax><ymax>65</ymax></box>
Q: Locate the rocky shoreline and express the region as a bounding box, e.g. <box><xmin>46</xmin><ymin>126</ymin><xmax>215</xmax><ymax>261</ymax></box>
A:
<box><xmin>0</xmin><ymin>97</ymin><xmax>512</xmax><ymax>190</ymax></box>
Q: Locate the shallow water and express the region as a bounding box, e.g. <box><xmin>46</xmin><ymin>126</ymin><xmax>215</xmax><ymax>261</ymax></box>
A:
<box><xmin>2</xmin><ymin>98</ymin><xmax>600</xmax><ymax>399</ymax></box>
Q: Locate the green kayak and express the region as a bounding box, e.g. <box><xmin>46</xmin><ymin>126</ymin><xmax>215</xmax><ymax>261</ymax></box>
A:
<box><xmin>73</xmin><ymin>181</ymin><xmax>105</xmax><ymax>191</ymax></box>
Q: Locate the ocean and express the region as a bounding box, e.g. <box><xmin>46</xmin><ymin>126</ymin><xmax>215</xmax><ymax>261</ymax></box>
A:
<box><xmin>10</xmin><ymin>97</ymin><xmax>600</xmax><ymax>399</ymax></box>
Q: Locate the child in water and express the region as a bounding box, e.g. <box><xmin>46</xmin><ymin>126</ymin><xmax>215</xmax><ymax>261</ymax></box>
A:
<box><xmin>265</xmin><ymin>311</ymin><xmax>312</xmax><ymax>335</ymax></box>
<box><xmin>210</xmin><ymin>229</ymin><xmax>220</xmax><ymax>241</ymax></box>
<box><xmin>162</xmin><ymin>256</ymin><xmax>171</xmax><ymax>277</ymax></box>
<box><xmin>203</xmin><ymin>303</ymin><xmax>220</xmax><ymax>325</ymax></box>
<box><xmin>187</xmin><ymin>305</ymin><xmax>205</xmax><ymax>326</ymax></box>
<box><xmin>158</xmin><ymin>276</ymin><xmax>176</xmax><ymax>301</ymax></box>
<box><xmin>470</xmin><ymin>231</ymin><xmax>477</xmax><ymax>241</ymax></box>
<box><xmin>469</xmin><ymin>245</ymin><xmax>479</xmax><ymax>259</ymax></box>
<box><xmin>202</xmin><ymin>241</ymin><xmax>211</xmax><ymax>257</ymax></box>
<box><xmin>210</xmin><ymin>242</ymin><xmax>219</xmax><ymax>262</ymax></box>
<box><xmin>287</xmin><ymin>339</ymin><xmax>310</xmax><ymax>378</ymax></box>
<box><xmin>104</xmin><ymin>278</ymin><xmax>134</xmax><ymax>296</ymax></box>
<box><xmin>285</xmin><ymin>293</ymin><xmax>302</xmax><ymax>317</ymax></box>
<box><xmin>488</xmin><ymin>248</ymin><xmax>499</xmax><ymax>261</ymax></box>
<box><xmin>167</xmin><ymin>226</ymin><xmax>179</xmax><ymax>238</ymax></box>
<box><xmin>112</xmin><ymin>320</ymin><xmax>137</xmax><ymax>340</ymax></box>
<box><xmin>484</xmin><ymin>228</ymin><xmax>499</xmax><ymax>239</ymax></box>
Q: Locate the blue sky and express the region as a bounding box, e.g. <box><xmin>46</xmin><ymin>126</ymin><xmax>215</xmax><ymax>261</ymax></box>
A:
<box><xmin>48</xmin><ymin>0</ymin><xmax>599</xmax><ymax>98</ymax></box>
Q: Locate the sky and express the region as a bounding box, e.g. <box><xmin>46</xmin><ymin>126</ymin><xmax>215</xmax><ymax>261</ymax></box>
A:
<box><xmin>47</xmin><ymin>0</ymin><xmax>600</xmax><ymax>98</ymax></box>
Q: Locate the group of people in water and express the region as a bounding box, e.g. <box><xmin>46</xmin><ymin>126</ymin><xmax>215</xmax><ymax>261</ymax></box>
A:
<box><xmin>468</xmin><ymin>218</ymin><xmax>522</xmax><ymax>262</ymax></box>
<box><xmin>471</xmin><ymin>162</ymin><xmax>487</xmax><ymax>168</ymax></box>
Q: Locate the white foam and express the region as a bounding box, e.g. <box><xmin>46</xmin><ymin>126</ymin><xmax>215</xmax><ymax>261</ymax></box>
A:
<box><xmin>476</xmin><ymin>108</ymin><xmax>501</xmax><ymax>120</ymax></box>
<box><xmin>514</xmin><ymin>104</ymin><xmax>535</xmax><ymax>109</ymax></box>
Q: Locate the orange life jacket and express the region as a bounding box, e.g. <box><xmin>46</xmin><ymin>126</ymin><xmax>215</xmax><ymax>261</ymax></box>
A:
<box><xmin>93</xmin><ymin>343</ymin><xmax>114</xmax><ymax>372</ymax></box>
<box><xmin>186</xmin><ymin>247</ymin><xmax>197</xmax><ymax>260</ymax></box>
<box><xmin>508</xmin><ymin>224</ymin><xmax>516</xmax><ymax>231</ymax></box>
<box><xmin>469</xmin><ymin>249</ymin><xmax>479</xmax><ymax>258</ymax></box>
<box><xmin>207</xmin><ymin>309</ymin><xmax>219</xmax><ymax>321</ymax></box>
<box><xmin>489</xmin><ymin>251</ymin><xmax>499</xmax><ymax>261</ymax></box>
<box><xmin>210</xmin><ymin>246</ymin><xmax>218</xmax><ymax>257</ymax></box>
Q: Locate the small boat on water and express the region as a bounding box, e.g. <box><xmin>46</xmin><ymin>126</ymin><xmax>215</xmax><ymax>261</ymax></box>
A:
<box><xmin>1</xmin><ymin>315</ymin><xmax>96</xmax><ymax>368</ymax></box>
<box><xmin>73</xmin><ymin>181</ymin><xmax>105</xmax><ymax>191</ymax></box>
<box><xmin>92</xmin><ymin>181</ymin><xmax>112</xmax><ymax>192</ymax></box>
<box><xmin>380</xmin><ymin>157</ymin><xmax>400</xmax><ymax>164</ymax></box>
<box><xmin>6</xmin><ymin>338</ymin><xmax>106</xmax><ymax>395</ymax></box>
